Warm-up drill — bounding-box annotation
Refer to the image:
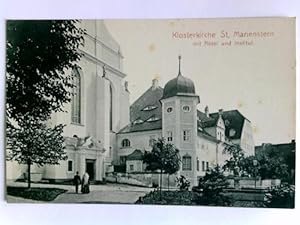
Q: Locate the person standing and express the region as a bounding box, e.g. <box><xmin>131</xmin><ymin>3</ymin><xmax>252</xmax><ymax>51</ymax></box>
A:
<box><xmin>73</xmin><ymin>171</ymin><xmax>81</xmax><ymax>194</ymax></box>
<box><xmin>81</xmin><ymin>172</ymin><xmax>90</xmax><ymax>194</ymax></box>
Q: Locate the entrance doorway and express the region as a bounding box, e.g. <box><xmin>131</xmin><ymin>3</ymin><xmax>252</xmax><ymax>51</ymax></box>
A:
<box><xmin>85</xmin><ymin>159</ymin><xmax>96</xmax><ymax>181</ymax></box>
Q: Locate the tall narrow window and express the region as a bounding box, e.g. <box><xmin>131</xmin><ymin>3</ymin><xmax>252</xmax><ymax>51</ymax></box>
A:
<box><xmin>121</xmin><ymin>139</ymin><xmax>131</xmax><ymax>148</ymax></box>
<box><xmin>71</xmin><ymin>69</ymin><xmax>81</xmax><ymax>123</ymax></box>
<box><xmin>206</xmin><ymin>162</ymin><xmax>209</xmax><ymax>171</ymax></box>
<box><xmin>110</xmin><ymin>85</ymin><xmax>113</xmax><ymax>131</ymax></box>
<box><xmin>167</xmin><ymin>131</ymin><xmax>173</xmax><ymax>142</ymax></box>
<box><xmin>67</xmin><ymin>160</ymin><xmax>73</xmax><ymax>172</ymax></box>
<box><xmin>202</xmin><ymin>161</ymin><xmax>205</xmax><ymax>171</ymax></box>
<box><xmin>182</xmin><ymin>154</ymin><xmax>192</xmax><ymax>171</ymax></box>
<box><xmin>183</xmin><ymin>130</ymin><xmax>191</xmax><ymax>141</ymax></box>
<box><xmin>196</xmin><ymin>158</ymin><xmax>200</xmax><ymax>171</ymax></box>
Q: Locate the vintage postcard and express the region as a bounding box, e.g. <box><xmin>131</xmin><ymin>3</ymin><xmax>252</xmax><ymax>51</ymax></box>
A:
<box><xmin>5</xmin><ymin>18</ymin><xmax>295</xmax><ymax>208</ymax></box>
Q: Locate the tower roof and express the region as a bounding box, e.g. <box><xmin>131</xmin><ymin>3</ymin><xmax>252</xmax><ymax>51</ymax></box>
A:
<box><xmin>162</xmin><ymin>56</ymin><xmax>197</xmax><ymax>100</ymax></box>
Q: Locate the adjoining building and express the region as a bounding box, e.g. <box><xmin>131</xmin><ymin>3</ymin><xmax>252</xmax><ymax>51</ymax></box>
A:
<box><xmin>116</xmin><ymin>56</ymin><xmax>255</xmax><ymax>186</ymax></box>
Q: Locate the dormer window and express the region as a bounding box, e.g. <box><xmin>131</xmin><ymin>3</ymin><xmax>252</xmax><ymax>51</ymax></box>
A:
<box><xmin>133</xmin><ymin>119</ymin><xmax>144</xmax><ymax>125</ymax></box>
<box><xmin>146</xmin><ymin>116</ymin><xmax>160</xmax><ymax>122</ymax></box>
<box><xmin>229</xmin><ymin>129</ymin><xmax>236</xmax><ymax>137</ymax></box>
<box><xmin>142</xmin><ymin>105</ymin><xmax>157</xmax><ymax>111</ymax></box>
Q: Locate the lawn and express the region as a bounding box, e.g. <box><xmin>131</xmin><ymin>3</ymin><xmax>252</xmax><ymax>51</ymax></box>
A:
<box><xmin>7</xmin><ymin>186</ymin><xmax>67</xmax><ymax>201</ymax></box>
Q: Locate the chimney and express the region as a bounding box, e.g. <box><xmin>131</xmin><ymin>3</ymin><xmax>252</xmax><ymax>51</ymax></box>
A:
<box><xmin>152</xmin><ymin>78</ymin><xmax>159</xmax><ymax>90</ymax></box>
<box><xmin>124</xmin><ymin>81</ymin><xmax>129</xmax><ymax>92</ymax></box>
<box><xmin>205</xmin><ymin>106</ymin><xmax>209</xmax><ymax>117</ymax></box>
<box><xmin>218</xmin><ymin>109</ymin><xmax>223</xmax><ymax>116</ymax></box>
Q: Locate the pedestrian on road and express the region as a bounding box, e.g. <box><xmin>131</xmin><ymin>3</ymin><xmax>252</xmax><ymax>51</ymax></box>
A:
<box><xmin>81</xmin><ymin>172</ymin><xmax>90</xmax><ymax>194</ymax></box>
<box><xmin>73</xmin><ymin>171</ymin><xmax>81</xmax><ymax>194</ymax></box>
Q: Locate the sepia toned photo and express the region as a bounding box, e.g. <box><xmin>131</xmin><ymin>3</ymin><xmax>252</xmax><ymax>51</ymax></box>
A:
<box><xmin>5</xmin><ymin>18</ymin><xmax>295</xmax><ymax>208</ymax></box>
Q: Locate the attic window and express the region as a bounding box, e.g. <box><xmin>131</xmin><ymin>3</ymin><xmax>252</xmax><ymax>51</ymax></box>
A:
<box><xmin>133</xmin><ymin>119</ymin><xmax>144</xmax><ymax>124</ymax></box>
<box><xmin>142</xmin><ymin>105</ymin><xmax>157</xmax><ymax>111</ymax></box>
<box><xmin>225</xmin><ymin>120</ymin><xmax>230</xmax><ymax>126</ymax></box>
<box><xmin>229</xmin><ymin>129</ymin><xmax>236</xmax><ymax>137</ymax></box>
<box><xmin>147</xmin><ymin>116</ymin><xmax>160</xmax><ymax>122</ymax></box>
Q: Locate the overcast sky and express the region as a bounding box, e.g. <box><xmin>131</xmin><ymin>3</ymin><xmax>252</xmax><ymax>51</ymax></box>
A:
<box><xmin>104</xmin><ymin>18</ymin><xmax>295</xmax><ymax>146</ymax></box>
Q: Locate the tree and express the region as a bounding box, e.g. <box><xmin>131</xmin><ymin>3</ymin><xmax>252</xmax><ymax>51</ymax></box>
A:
<box><xmin>222</xmin><ymin>142</ymin><xmax>245</xmax><ymax>176</ymax></box>
<box><xmin>6</xmin><ymin>117</ymin><xmax>67</xmax><ymax>188</ymax></box>
<box><xmin>223</xmin><ymin>142</ymin><xmax>290</xmax><ymax>182</ymax></box>
<box><xmin>255</xmin><ymin>154</ymin><xmax>289</xmax><ymax>181</ymax></box>
<box><xmin>143</xmin><ymin>138</ymin><xmax>181</xmax><ymax>199</ymax></box>
<box><xmin>6</xmin><ymin>20</ymin><xmax>85</xmax><ymax>187</ymax></box>
<box><xmin>6</xmin><ymin>20</ymin><xmax>85</xmax><ymax>122</ymax></box>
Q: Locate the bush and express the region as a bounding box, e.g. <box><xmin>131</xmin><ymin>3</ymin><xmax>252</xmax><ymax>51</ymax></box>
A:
<box><xmin>136</xmin><ymin>190</ymin><xmax>199</xmax><ymax>205</ymax></box>
<box><xmin>265</xmin><ymin>183</ymin><xmax>295</xmax><ymax>208</ymax></box>
<box><xmin>195</xmin><ymin>167</ymin><xmax>232</xmax><ymax>206</ymax></box>
<box><xmin>176</xmin><ymin>175</ymin><xmax>190</xmax><ymax>191</ymax></box>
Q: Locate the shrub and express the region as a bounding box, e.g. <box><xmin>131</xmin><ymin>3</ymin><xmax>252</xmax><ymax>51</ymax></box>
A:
<box><xmin>265</xmin><ymin>183</ymin><xmax>295</xmax><ymax>208</ymax></box>
<box><xmin>136</xmin><ymin>190</ymin><xmax>199</xmax><ymax>205</ymax></box>
<box><xmin>176</xmin><ymin>175</ymin><xmax>190</xmax><ymax>191</ymax></box>
<box><xmin>195</xmin><ymin>167</ymin><xmax>232</xmax><ymax>206</ymax></box>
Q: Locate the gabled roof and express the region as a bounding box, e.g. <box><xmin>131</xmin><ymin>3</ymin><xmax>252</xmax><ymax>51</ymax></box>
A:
<box><xmin>209</xmin><ymin>110</ymin><xmax>246</xmax><ymax>139</ymax></box>
<box><xmin>197</xmin><ymin>110</ymin><xmax>217</xmax><ymax>128</ymax></box>
<box><xmin>118</xmin><ymin>86</ymin><xmax>163</xmax><ymax>133</ymax></box>
<box><xmin>127</xmin><ymin>149</ymin><xmax>144</xmax><ymax>161</ymax></box>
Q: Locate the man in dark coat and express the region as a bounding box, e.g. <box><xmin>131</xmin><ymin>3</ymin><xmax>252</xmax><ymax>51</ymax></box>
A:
<box><xmin>73</xmin><ymin>171</ymin><xmax>81</xmax><ymax>193</ymax></box>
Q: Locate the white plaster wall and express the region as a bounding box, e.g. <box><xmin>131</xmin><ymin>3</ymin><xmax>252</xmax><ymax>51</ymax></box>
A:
<box><xmin>196</xmin><ymin>135</ymin><xmax>218</xmax><ymax>177</ymax></box>
<box><xmin>126</xmin><ymin>160</ymin><xmax>143</xmax><ymax>172</ymax></box>
<box><xmin>240</xmin><ymin>120</ymin><xmax>255</xmax><ymax>156</ymax></box>
<box><xmin>6</xmin><ymin>161</ymin><xmax>27</xmax><ymax>180</ymax></box>
<box><xmin>117</xmin><ymin>130</ymin><xmax>162</xmax><ymax>161</ymax></box>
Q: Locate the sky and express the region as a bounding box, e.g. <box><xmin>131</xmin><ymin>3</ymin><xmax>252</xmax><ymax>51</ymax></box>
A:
<box><xmin>104</xmin><ymin>18</ymin><xmax>295</xmax><ymax>146</ymax></box>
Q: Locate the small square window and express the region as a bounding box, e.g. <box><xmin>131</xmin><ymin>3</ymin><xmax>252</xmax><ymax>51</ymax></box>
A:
<box><xmin>130</xmin><ymin>165</ymin><xmax>134</xmax><ymax>171</ymax></box>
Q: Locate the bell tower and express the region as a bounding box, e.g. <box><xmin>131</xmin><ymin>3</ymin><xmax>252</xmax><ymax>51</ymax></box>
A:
<box><xmin>160</xmin><ymin>56</ymin><xmax>200</xmax><ymax>186</ymax></box>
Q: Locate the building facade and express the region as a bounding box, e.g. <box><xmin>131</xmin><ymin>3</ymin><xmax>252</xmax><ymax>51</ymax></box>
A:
<box><xmin>7</xmin><ymin>21</ymin><xmax>255</xmax><ymax>186</ymax></box>
<box><xmin>7</xmin><ymin>20</ymin><xmax>130</xmax><ymax>182</ymax></box>
<box><xmin>116</xmin><ymin>56</ymin><xmax>255</xmax><ymax>186</ymax></box>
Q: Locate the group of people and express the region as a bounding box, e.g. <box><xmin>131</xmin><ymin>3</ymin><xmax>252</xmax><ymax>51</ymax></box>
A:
<box><xmin>73</xmin><ymin>171</ymin><xmax>90</xmax><ymax>194</ymax></box>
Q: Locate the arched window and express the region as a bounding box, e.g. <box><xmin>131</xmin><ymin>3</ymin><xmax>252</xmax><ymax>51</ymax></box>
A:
<box><xmin>121</xmin><ymin>139</ymin><xmax>131</xmax><ymax>148</ymax></box>
<box><xmin>110</xmin><ymin>85</ymin><xmax>113</xmax><ymax>131</ymax></box>
<box><xmin>71</xmin><ymin>69</ymin><xmax>81</xmax><ymax>123</ymax></box>
<box><xmin>182</xmin><ymin>154</ymin><xmax>192</xmax><ymax>171</ymax></box>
